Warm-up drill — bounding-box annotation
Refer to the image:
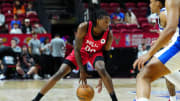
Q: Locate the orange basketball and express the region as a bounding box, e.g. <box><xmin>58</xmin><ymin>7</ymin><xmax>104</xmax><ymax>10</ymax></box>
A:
<box><xmin>76</xmin><ymin>84</ymin><xmax>95</xmax><ymax>101</ymax></box>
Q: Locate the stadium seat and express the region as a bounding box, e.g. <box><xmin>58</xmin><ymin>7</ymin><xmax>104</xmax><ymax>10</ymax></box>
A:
<box><xmin>141</xmin><ymin>23</ymin><xmax>153</xmax><ymax>32</ymax></box>
<box><xmin>27</xmin><ymin>13</ymin><xmax>38</xmax><ymax>18</ymax></box>
<box><xmin>120</xmin><ymin>29</ymin><xmax>131</xmax><ymax>33</ymax></box>
<box><xmin>125</xmin><ymin>2</ymin><xmax>136</xmax><ymax>8</ymax></box>
<box><xmin>112</xmin><ymin>29</ymin><xmax>120</xmax><ymax>33</ymax></box>
<box><xmin>24</xmin><ymin>3</ymin><xmax>28</xmax><ymax>8</ymax></box>
<box><xmin>100</xmin><ymin>3</ymin><xmax>109</xmax><ymax>8</ymax></box>
<box><xmin>6</xmin><ymin>18</ymin><xmax>13</xmax><ymax>24</ymax></box>
<box><xmin>18</xmin><ymin>14</ymin><xmax>26</xmax><ymax>18</ymax></box>
<box><xmin>1</xmin><ymin>3</ymin><xmax>12</xmax><ymax>8</ymax></box>
<box><xmin>106</xmin><ymin>8</ymin><xmax>115</xmax><ymax>14</ymax></box>
<box><xmin>127</xmin><ymin>24</ymin><xmax>138</xmax><ymax>29</ymax></box>
<box><xmin>30</xmin><ymin>18</ymin><xmax>40</xmax><ymax>24</ymax></box>
<box><xmin>110</xmin><ymin>3</ymin><xmax>120</xmax><ymax>8</ymax></box>
<box><xmin>5</xmin><ymin>13</ymin><xmax>13</xmax><ymax>18</ymax></box>
<box><xmin>132</xmin><ymin>29</ymin><xmax>143</xmax><ymax>33</ymax></box>
<box><xmin>140</xmin><ymin>8</ymin><xmax>147</xmax><ymax>15</ymax></box>
<box><xmin>2</xmin><ymin>7</ymin><xmax>13</xmax><ymax>14</ymax></box>
<box><xmin>137</xmin><ymin>2</ymin><xmax>148</xmax><ymax>8</ymax></box>
<box><xmin>138</xmin><ymin>17</ymin><xmax>148</xmax><ymax>25</ymax></box>
<box><xmin>116</xmin><ymin>24</ymin><xmax>127</xmax><ymax>29</ymax></box>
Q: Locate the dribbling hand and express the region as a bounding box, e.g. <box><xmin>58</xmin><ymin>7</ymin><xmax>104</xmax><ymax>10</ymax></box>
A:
<box><xmin>79</xmin><ymin>70</ymin><xmax>87</xmax><ymax>86</ymax></box>
<box><xmin>133</xmin><ymin>53</ymin><xmax>151</xmax><ymax>71</ymax></box>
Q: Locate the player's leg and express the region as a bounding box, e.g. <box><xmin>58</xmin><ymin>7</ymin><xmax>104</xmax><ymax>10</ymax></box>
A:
<box><xmin>136</xmin><ymin>57</ymin><xmax>171</xmax><ymax>101</ymax></box>
<box><xmin>165</xmin><ymin>78</ymin><xmax>176</xmax><ymax>101</ymax></box>
<box><xmin>32</xmin><ymin>63</ymin><xmax>72</xmax><ymax>101</ymax></box>
<box><xmin>165</xmin><ymin>71</ymin><xmax>180</xmax><ymax>88</ymax></box>
<box><xmin>94</xmin><ymin>59</ymin><xmax>118</xmax><ymax>101</ymax></box>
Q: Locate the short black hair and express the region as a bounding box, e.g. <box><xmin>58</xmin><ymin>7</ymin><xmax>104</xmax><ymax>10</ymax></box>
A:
<box><xmin>54</xmin><ymin>33</ymin><xmax>60</xmax><ymax>37</ymax></box>
<box><xmin>156</xmin><ymin>0</ymin><xmax>165</xmax><ymax>7</ymax></box>
<box><xmin>90</xmin><ymin>9</ymin><xmax>109</xmax><ymax>26</ymax></box>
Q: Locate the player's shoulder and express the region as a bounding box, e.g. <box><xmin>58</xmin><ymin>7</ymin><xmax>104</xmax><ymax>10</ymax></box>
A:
<box><xmin>78</xmin><ymin>21</ymin><xmax>88</xmax><ymax>31</ymax></box>
<box><xmin>166</xmin><ymin>0</ymin><xmax>180</xmax><ymax>6</ymax></box>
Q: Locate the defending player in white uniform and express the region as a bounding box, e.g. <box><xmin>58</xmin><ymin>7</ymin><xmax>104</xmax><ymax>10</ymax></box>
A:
<box><xmin>133</xmin><ymin>0</ymin><xmax>180</xmax><ymax>101</ymax></box>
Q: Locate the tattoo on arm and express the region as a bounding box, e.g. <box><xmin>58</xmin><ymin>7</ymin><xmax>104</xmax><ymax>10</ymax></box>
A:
<box><xmin>104</xmin><ymin>31</ymin><xmax>113</xmax><ymax>51</ymax></box>
<box><xmin>74</xmin><ymin>22</ymin><xmax>87</xmax><ymax>71</ymax></box>
<box><xmin>74</xmin><ymin>38</ymin><xmax>84</xmax><ymax>71</ymax></box>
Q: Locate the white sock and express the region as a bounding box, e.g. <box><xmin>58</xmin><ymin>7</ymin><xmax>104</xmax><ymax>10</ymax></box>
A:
<box><xmin>170</xmin><ymin>96</ymin><xmax>176</xmax><ymax>101</ymax></box>
<box><xmin>165</xmin><ymin>71</ymin><xmax>180</xmax><ymax>89</ymax></box>
<box><xmin>136</xmin><ymin>98</ymin><xmax>149</xmax><ymax>101</ymax></box>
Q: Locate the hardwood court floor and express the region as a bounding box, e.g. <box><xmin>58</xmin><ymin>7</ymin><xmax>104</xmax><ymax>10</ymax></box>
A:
<box><xmin>0</xmin><ymin>78</ymin><xmax>179</xmax><ymax>101</ymax></box>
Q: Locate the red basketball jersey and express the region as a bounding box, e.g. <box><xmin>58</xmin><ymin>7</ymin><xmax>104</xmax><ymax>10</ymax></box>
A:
<box><xmin>80</xmin><ymin>21</ymin><xmax>109</xmax><ymax>54</ymax></box>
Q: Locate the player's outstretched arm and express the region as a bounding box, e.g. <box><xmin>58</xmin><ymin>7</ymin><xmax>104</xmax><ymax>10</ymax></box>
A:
<box><xmin>133</xmin><ymin>0</ymin><xmax>180</xmax><ymax>70</ymax></box>
<box><xmin>148</xmin><ymin>0</ymin><xmax>179</xmax><ymax>57</ymax></box>
<box><xmin>74</xmin><ymin>22</ymin><xmax>88</xmax><ymax>85</ymax></box>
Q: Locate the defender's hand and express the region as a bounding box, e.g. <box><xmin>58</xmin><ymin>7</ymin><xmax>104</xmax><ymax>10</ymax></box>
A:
<box><xmin>133</xmin><ymin>53</ymin><xmax>151</xmax><ymax>70</ymax></box>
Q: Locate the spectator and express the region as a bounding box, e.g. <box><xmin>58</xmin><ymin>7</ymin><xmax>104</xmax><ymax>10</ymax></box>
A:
<box><xmin>40</xmin><ymin>37</ymin><xmax>51</xmax><ymax>77</ymax></box>
<box><xmin>0</xmin><ymin>39</ymin><xmax>20</xmax><ymax>80</ymax></box>
<box><xmin>148</xmin><ymin>13</ymin><xmax>159</xmax><ymax>33</ymax></box>
<box><xmin>137</xmin><ymin>43</ymin><xmax>148</xmax><ymax>58</ymax></box>
<box><xmin>10</xmin><ymin>15</ymin><xmax>21</xmax><ymax>29</ymax></box>
<box><xmin>0</xmin><ymin>24</ymin><xmax>8</xmax><ymax>34</ymax></box>
<box><xmin>16</xmin><ymin>45</ymin><xmax>41</xmax><ymax>79</ymax></box>
<box><xmin>28</xmin><ymin>33</ymin><xmax>41</xmax><ymax>72</ymax></box>
<box><xmin>0</xmin><ymin>38</ymin><xmax>5</xmax><ymax>79</ymax></box>
<box><xmin>50</xmin><ymin>34</ymin><xmax>65</xmax><ymax>75</ymax></box>
<box><xmin>10</xmin><ymin>39</ymin><xmax>21</xmax><ymax>53</ymax></box>
<box><xmin>22</xmin><ymin>18</ymin><xmax>32</xmax><ymax>34</ymax></box>
<box><xmin>13</xmin><ymin>0</ymin><xmax>25</xmax><ymax>15</ymax></box>
<box><xmin>125</xmin><ymin>8</ymin><xmax>139</xmax><ymax>27</ymax></box>
<box><xmin>10</xmin><ymin>23</ymin><xmax>22</xmax><ymax>34</ymax></box>
<box><xmin>26</xmin><ymin>2</ymin><xmax>37</xmax><ymax>15</ymax></box>
<box><xmin>33</xmin><ymin>23</ymin><xmax>47</xmax><ymax>34</ymax></box>
<box><xmin>110</xmin><ymin>8</ymin><xmax>125</xmax><ymax>24</ymax></box>
<box><xmin>0</xmin><ymin>9</ymin><xmax>5</xmax><ymax>27</ymax></box>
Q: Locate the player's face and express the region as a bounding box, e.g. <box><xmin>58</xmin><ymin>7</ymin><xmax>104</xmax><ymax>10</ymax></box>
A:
<box><xmin>97</xmin><ymin>16</ymin><xmax>110</xmax><ymax>31</ymax></box>
<box><xmin>150</xmin><ymin>0</ymin><xmax>159</xmax><ymax>13</ymax></box>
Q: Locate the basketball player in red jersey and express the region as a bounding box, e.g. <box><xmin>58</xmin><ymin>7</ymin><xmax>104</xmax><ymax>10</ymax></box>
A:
<box><xmin>32</xmin><ymin>9</ymin><xmax>118</xmax><ymax>101</ymax></box>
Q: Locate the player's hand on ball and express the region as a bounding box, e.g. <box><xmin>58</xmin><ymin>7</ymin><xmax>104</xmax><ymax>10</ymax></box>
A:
<box><xmin>79</xmin><ymin>70</ymin><xmax>87</xmax><ymax>86</ymax></box>
<box><xmin>96</xmin><ymin>79</ymin><xmax>102</xmax><ymax>93</ymax></box>
<box><xmin>133</xmin><ymin>53</ymin><xmax>151</xmax><ymax>70</ymax></box>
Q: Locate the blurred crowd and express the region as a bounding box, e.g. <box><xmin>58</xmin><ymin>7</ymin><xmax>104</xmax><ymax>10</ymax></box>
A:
<box><xmin>0</xmin><ymin>33</ymin><xmax>73</xmax><ymax>80</ymax></box>
<box><xmin>0</xmin><ymin>0</ymin><xmax>47</xmax><ymax>34</ymax></box>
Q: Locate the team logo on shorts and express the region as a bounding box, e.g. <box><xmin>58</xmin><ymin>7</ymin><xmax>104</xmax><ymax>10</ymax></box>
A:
<box><xmin>101</xmin><ymin>39</ymin><xmax>106</xmax><ymax>44</ymax></box>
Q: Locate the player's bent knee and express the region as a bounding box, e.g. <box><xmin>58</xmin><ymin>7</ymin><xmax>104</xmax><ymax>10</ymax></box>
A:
<box><xmin>137</xmin><ymin>66</ymin><xmax>155</xmax><ymax>83</ymax></box>
<box><xmin>136</xmin><ymin>72</ymin><xmax>152</xmax><ymax>83</ymax></box>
